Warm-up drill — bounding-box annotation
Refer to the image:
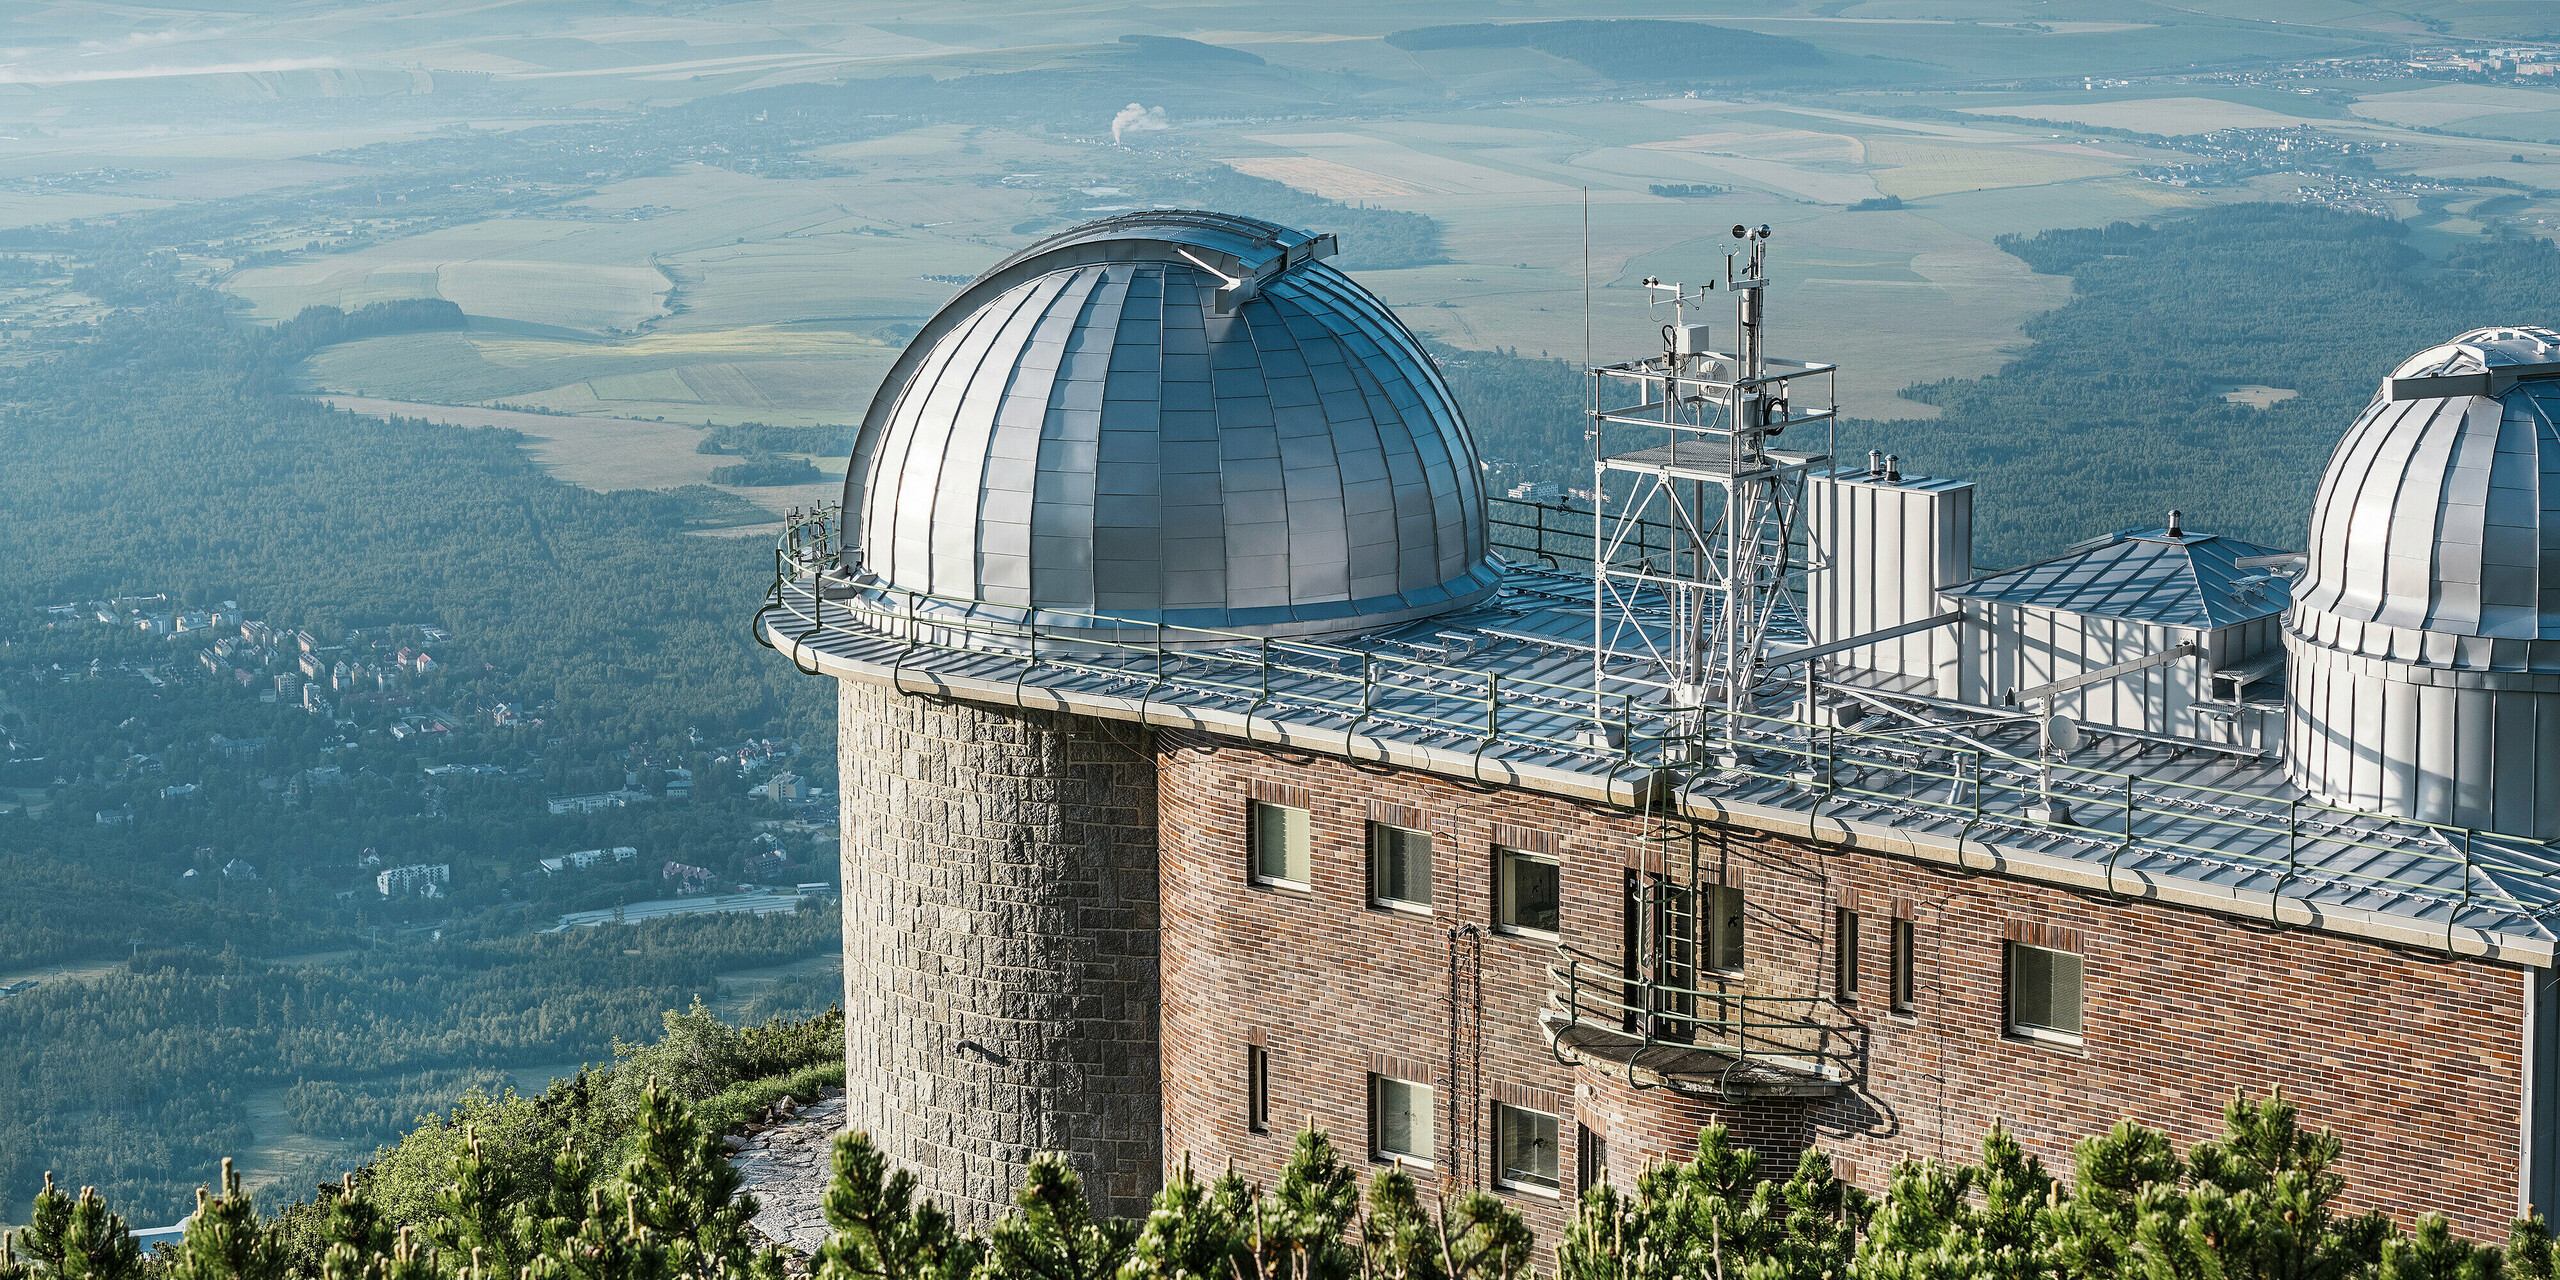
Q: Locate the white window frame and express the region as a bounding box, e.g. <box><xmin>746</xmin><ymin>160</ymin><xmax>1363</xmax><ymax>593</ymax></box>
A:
<box><xmin>2004</xmin><ymin>941</ymin><xmax>2085</xmax><ymax>1045</ymax></box>
<box><xmin>1368</xmin><ymin>1073</ymin><xmax>1435</xmax><ymax>1167</ymax></box>
<box><xmin>1493</xmin><ymin>845</ymin><xmax>1561</xmax><ymax>938</ymax></box>
<box><xmin>1248</xmin><ymin>800</ymin><xmax>1311</xmax><ymax>889</ymax></box>
<box><xmin>1367</xmin><ymin>821</ymin><xmax>1433</xmax><ymax>914</ymax></box>
<box><xmin>1491</xmin><ymin>1101</ymin><xmax>1560</xmax><ymax>1197</ymax></box>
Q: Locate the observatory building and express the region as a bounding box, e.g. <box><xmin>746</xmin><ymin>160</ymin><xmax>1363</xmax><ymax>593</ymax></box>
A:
<box><xmin>761</xmin><ymin>211</ymin><xmax>2560</xmax><ymax>1240</ymax></box>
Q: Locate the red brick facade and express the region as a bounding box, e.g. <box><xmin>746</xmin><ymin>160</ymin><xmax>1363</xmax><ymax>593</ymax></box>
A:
<box><xmin>1156</xmin><ymin>729</ymin><xmax>2531</xmax><ymax>1242</ymax></box>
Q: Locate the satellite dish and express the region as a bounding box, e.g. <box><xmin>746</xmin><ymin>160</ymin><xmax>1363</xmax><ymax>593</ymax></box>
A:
<box><xmin>2044</xmin><ymin>715</ymin><xmax>2082</xmax><ymax>756</ymax></box>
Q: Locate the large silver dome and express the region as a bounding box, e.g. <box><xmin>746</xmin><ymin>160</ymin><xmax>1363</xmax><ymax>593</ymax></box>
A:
<box><xmin>2285</xmin><ymin>326</ymin><xmax>2560</xmax><ymax>840</ymax></box>
<box><xmin>843</xmin><ymin>211</ymin><xmax>1497</xmax><ymax>641</ymax></box>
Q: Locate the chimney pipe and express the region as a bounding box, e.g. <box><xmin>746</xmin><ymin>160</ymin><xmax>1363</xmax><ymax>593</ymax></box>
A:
<box><xmin>2167</xmin><ymin>509</ymin><xmax>2184</xmax><ymax>539</ymax></box>
<box><xmin>1867</xmin><ymin>449</ymin><xmax>1884</xmax><ymax>477</ymax></box>
<box><xmin>1883</xmin><ymin>454</ymin><xmax>1901</xmax><ymax>483</ymax></box>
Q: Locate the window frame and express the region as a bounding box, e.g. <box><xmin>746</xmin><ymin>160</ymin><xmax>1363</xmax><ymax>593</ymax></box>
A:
<box><xmin>1247</xmin><ymin>799</ymin><xmax>1311</xmax><ymax>890</ymax></box>
<box><xmin>1833</xmin><ymin>906</ymin><xmax>1860</xmax><ymax>1005</ymax></box>
<box><xmin>1576</xmin><ymin>1123</ymin><xmax>1610</xmax><ymax>1193</ymax></box>
<box><xmin>2003</xmin><ymin>940</ymin><xmax>2085</xmax><ymax>1044</ymax></box>
<box><xmin>1368</xmin><ymin>1073</ymin><xmax>1435</xmax><ymax>1167</ymax></box>
<box><xmin>1889</xmin><ymin>918</ymin><xmax>1917</xmax><ymax>1016</ymax></box>
<box><xmin>1246</xmin><ymin>1045</ymin><xmax>1271</xmax><ymax>1134</ymax></box>
<box><xmin>1493</xmin><ymin>845</ymin><xmax>1562</xmax><ymax>938</ymax></box>
<box><xmin>1704</xmin><ymin>882</ymin><xmax>1746</xmax><ymax>975</ymax></box>
<box><xmin>1367</xmin><ymin>821</ymin><xmax>1434</xmax><ymax>914</ymax></box>
<box><xmin>1491</xmin><ymin>1101</ymin><xmax>1561</xmax><ymax>1198</ymax></box>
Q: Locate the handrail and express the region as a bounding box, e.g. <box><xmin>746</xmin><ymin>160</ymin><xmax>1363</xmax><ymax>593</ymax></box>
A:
<box><xmin>762</xmin><ymin>501</ymin><xmax>2543</xmax><ymax>946</ymax></box>
<box><xmin>1541</xmin><ymin>943</ymin><xmax>1853</xmax><ymax>1091</ymax></box>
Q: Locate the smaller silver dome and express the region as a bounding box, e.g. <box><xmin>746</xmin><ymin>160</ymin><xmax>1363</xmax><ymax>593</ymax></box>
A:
<box><xmin>2285</xmin><ymin>326</ymin><xmax>2560</xmax><ymax>841</ymax></box>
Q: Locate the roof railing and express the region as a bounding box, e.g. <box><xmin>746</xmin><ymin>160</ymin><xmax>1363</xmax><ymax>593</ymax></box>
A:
<box><xmin>757</xmin><ymin>500</ymin><xmax>2548</xmax><ymax>948</ymax></box>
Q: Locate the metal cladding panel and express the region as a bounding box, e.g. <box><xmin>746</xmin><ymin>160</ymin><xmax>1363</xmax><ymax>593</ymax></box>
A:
<box><xmin>2286</xmin><ymin>328</ymin><xmax>2560</xmax><ymax>838</ymax></box>
<box><xmin>843</xmin><ymin>212</ymin><xmax>1496</xmax><ymax>639</ymax></box>
<box><xmin>1806</xmin><ymin>468</ymin><xmax>1973</xmax><ymax>697</ymax></box>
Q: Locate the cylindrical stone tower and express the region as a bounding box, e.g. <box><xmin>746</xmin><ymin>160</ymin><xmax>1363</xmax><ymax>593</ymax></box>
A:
<box><xmin>774</xmin><ymin>210</ymin><xmax>1500</xmax><ymax>1222</ymax></box>
<box><xmin>837</xmin><ymin>679</ymin><xmax>1162</xmax><ymax>1222</ymax></box>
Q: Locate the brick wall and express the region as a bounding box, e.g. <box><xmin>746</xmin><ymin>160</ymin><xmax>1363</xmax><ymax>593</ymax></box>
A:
<box><xmin>1156</xmin><ymin>728</ymin><xmax>2531</xmax><ymax>1242</ymax></box>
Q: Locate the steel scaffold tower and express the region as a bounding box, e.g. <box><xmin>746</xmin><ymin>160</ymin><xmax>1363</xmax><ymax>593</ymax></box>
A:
<box><xmin>1589</xmin><ymin>225</ymin><xmax>1838</xmax><ymax>743</ymax></box>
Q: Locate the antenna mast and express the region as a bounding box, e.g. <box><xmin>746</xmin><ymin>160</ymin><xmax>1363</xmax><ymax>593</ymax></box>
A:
<box><xmin>1587</xmin><ymin>224</ymin><xmax>1837</xmax><ymax>748</ymax></box>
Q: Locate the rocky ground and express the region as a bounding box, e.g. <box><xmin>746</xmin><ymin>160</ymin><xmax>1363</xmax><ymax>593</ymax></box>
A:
<box><xmin>727</xmin><ymin>1086</ymin><xmax>846</xmax><ymax>1260</ymax></box>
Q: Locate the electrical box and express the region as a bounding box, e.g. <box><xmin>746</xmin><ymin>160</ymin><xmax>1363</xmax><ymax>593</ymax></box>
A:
<box><xmin>1673</xmin><ymin>323</ymin><xmax>1712</xmax><ymax>356</ymax></box>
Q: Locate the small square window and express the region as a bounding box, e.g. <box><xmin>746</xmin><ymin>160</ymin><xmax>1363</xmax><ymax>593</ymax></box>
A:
<box><xmin>1493</xmin><ymin>1102</ymin><xmax>1559</xmax><ymax>1195</ymax></box>
<box><xmin>1833</xmin><ymin>907</ymin><xmax>1860</xmax><ymax>1005</ymax></box>
<box><xmin>2005</xmin><ymin>941</ymin><xmax>2084</xmax><ymax>1042</ymax></box>
<box><xmin>1495</xmin><ymin>846</ymin><xmax>1560</xmax><ymax>936</ymax></box>
<box><xmin>1246</xmin><ymin>1045</ymin><xmax>1271</xmax><ymax>1133</ymax></box>
<box><xmin>1369</xmin><ymin>1074</ymin><xmax>1434</xmax><ymax>1165</ymax></box>
<box><xmin>1250</xmin><ymin>800</ymin><xmax>1310</xmax><ymax>886</ymax></box>
<box><xmin>1369</xmin><ymin>823</ymin><xmax>1433</xmax><ymax>911</ymax></box>
<box><xmin>1889</xmin><ymin>919</ymin><xmax>1916</xmax><ymax>1015</ymax></box>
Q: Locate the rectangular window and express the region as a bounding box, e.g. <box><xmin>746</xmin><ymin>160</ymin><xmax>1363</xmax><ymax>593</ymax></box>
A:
<box><xmin>1576</xmin><ymin>1124</ymin><xmax>1610</xmax><ymax>1192</ymax></box>
<box><xmin>1493</xmin><ymin>1103</ymin><xmax>1560</xmax><ymax>1195</ymax></box>
<box><xmin>1246</xmin><ymin>1045</ymin><xmax>1270</xmax><ymax>1133</ymax></box>
<box><xmin>1705</xmin><ymin>883</ymin><xmax>1745</xmax><ymax>973</ymax></box>
<box><xmin>1369</xmin><ymin>1074</ymin><xmax>1434</xmax><ymax>1165</ymax></box>
<box><xmin>1833</xmin><ymin>907</ymin><xmax>1860</xmax><ymax>1004</ymax></box>
<box><xmin>2005</xmin><ymin>942</ymin><xmax>2084</xmax><ymax>1041</ymax></box>
<box><xmin>1890</xmin><ymin>919</ymin><xmax>1916</xmax><ymax>1015</ymax></box>
<box><xmin>1369</xmin><ymin>823</ymin><xmax>1433</xmax><ymax>911</ymax></box>
<box><xmin>1495</xmin><ymin>846</ymin><xmax>1560</xmax><ymax>936</ymax></box>
<box><xmin>1250</xmin><ymin>800</ymin><xmax>1310</xmax><ymax>886</ymax></box>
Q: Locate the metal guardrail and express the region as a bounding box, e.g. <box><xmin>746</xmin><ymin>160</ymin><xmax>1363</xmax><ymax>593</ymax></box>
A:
<box><xmin>1543</xmin><ymin>943</ymin><xmax>1850</xmax><ymax>1096</ymax></box>
<box><xmin>755</xmin><ymin>499</ymin><xmax>2551</xmax><ymax>948</ymax></box>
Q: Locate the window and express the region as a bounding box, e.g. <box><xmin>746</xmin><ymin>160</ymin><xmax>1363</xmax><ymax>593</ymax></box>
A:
<box><xmin>1495</xmin><ymin>846</ymin><xmax>1560</xmax><ymax>936</ymax></box>
<box><xmin>1576</xmin><ymin>1124</ymin><xmax>1610</xmax><ymax>1192</ymax></box>
<box><xmin>1493</xmin><ymin>1103</ymin><xmax>1559</xmax><ymax>1195</ymax></box>
<box><xmin>1833</xmin><ymin>907</ymin><xmax>1860</xmax><ymax>1004</ymax></box>
<box><xmin>2005</xmin><ymin>942</ymin><xmax>2084</xmax><ymax>1041</ymax></box>
<box><xmin>1889</xmin><ymin>919</ymin><xmax>1916</xmax><ymax>1015</ymax></box>
<box><xmin>1705</xmin><ymin>883</ymin><xmax>1745</xmax><ymax>973</ymax></box>
<box><xmin>1246</xmin><ymin>1045</ymin><xmax>1271</xmax><ymax>1133</ymax></box>
<box><xmin>1370</xmin><ymin>1074</ymin><xmax>1434</xmax><ymax>1165</ymax></box>
<box><xmin>1369</xmin><ymin>823</ymin><xmax>1433</xmax><ymax>910</ymax></box>
<box><xmin>1250</xmin><ymin>800</ymin><xmax>1310</xmax><ymax>886</ymax></box>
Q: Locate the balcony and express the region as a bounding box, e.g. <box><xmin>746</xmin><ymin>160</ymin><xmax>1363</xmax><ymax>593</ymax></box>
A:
<box><xmin>1540</xmin><ymin>944</ymin><xmax>1853</xmax><ymax>1100</ymax></box>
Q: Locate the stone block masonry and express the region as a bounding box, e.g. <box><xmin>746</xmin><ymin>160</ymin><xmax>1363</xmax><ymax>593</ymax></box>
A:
<box><xmin>836</xmin><ymin>680</ymin><xmax>1163</xmax><ymax>1225</ymax></box>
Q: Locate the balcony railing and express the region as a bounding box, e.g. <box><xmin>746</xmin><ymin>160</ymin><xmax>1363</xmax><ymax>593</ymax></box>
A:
<box><xmin>1541</xmin><ymin>943</ymin><xmax>1852</xmax><ymax>1099</ymax></box>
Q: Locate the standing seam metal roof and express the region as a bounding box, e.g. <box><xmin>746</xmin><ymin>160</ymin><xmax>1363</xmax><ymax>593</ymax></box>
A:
<box><xmin>1939</xmin><ymin>529</ymin><xmax>2292</xmax><ymax>630</ymax></box>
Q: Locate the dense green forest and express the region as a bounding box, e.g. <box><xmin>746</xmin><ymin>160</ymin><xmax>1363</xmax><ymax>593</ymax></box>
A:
<box><xmin>1451</xmin><ymin>204</ymin><xmax>2560</xmax><ymax>569</ymax></box>
<box><xmin>0</xmin><ymin>911</ymin><xmax>834</xmax><ymax>1222</ymax></box>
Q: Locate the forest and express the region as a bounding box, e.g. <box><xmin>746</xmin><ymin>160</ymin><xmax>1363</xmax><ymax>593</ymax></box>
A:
<box><xmin>0</xmin><ymin>911</ymin><xmax>836</xmax><ymax>1221</ymax></box>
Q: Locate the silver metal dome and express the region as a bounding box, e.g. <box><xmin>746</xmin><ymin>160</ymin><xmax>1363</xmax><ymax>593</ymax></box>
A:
<box><xmin>843</xmin><ymin>211</ymin><xmax>1497</xmax><ymax>641</ymax></box>
<box><xmin>2285</xmin><ymin>326</ymin><xmax>2560</xmax><ymax>840</ymax></box>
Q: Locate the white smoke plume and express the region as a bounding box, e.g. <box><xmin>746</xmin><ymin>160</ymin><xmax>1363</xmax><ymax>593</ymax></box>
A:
<box><xmin>1111</xmin><ymin>103</ymin><xmax>1170</xmax><ymax>145</ymax></box>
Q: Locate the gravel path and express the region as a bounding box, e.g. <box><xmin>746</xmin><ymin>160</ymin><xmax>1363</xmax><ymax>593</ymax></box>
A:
<box><xmin>729</xmin><ymin>1088</ymin><xmax>846</xmax><ymax>1257</ymax></box>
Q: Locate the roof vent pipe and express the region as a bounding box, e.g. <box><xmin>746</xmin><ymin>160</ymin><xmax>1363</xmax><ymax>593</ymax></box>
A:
<box><xmin>1867</xmin><ymin>449</ymin><xmax>1884</xmax><ymax>476</ymax></box>
<box><xmin>2167</xmin><ymin>509</ymin><xmax>2184</xmax><ymax>539</ymax></box>
<box><xmin>1883</xmin><ymin>454</ymin><xmax>1901</xmax><ymax>483</ymax></box>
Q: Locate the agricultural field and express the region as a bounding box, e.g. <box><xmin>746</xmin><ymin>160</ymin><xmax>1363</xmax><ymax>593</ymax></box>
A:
<box><xmin>6</xmin><ymin>0</ymin><xmax>2557</xmax><ymax>475</ymax></box>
